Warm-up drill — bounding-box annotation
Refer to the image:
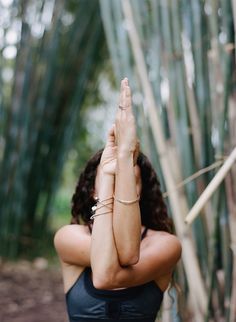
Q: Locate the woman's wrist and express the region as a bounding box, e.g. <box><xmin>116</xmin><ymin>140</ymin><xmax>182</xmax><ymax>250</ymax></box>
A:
<box><xmin>117</xmin><ymin>150</ymin><xmax>134</xmax><ymax>161</ymax></box>
<box><xmin>96</xmin><ymin>170</ymin><xmax>115</xmax><ymax>199</ymax></box>
<box><xmin>117</xmin><ymin>153</ymin><xmax>134</xmax><ymax>172</ymax></box>
<box><xmin>98</xmin><ymin>166</ymin><xmax>115</xmax><ymax>178</ymax></box>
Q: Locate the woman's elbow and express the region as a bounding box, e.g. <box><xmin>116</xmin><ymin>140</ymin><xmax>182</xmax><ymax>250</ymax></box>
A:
<box><xmin>93</xmin><ymin>277</ymin><xmax>107</xmax><ymax>290</ymax></box>
<box><xmin>92</xmin><ymin>272</ymin><xmax>114</xmax><ymax>290</ymax></box>
<box><xmin>118</xmin><ymin>241</ymin><xmax>140</xmax><ymax>266</ymax></box>
<box><xmin>119</xmin><ymin>253</ymin><xmax>139</xmax><ymax>267</ymax></box>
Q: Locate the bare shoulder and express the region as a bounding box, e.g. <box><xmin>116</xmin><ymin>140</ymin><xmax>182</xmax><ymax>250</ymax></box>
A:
<box><xmin>147</xmin><ymin>228</ymin><xmax>181</xmax><ymax>241</ymax></box>
<box><xmin>142</xmin><ymin>229</ymin><xmax>182</xmax><ymax>263</ymax></box>
<box><xmin>54</xmin><ymin>224</ymin><xmax>91</xmax><ymax>266</ymax></box>
<box><xmin>105</xmin><ymin>229</ymin><xmax>181</xmax><ymax>289</ymax></box>
<box><xmin>54</xmin><ymin>223</ymin><xmax>90</xmax><ymax>238</ymax></box>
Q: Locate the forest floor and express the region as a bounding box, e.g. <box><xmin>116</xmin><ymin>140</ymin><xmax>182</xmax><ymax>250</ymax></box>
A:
<box><xmin>0</xmin><ymin>258</ymin><xmax>68</xmax><ymax>322</ymax></box>
<box><xmin>0</xmin><ymin>258</ymin><xmax>197</xmax><ymax>322</ymax></box>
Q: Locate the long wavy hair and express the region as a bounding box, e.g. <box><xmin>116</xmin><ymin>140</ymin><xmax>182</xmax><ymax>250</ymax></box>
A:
<box><xmin>71</xmin><ymin>149</ymin><xmax>173</xmax><ymax>233</ymax></box>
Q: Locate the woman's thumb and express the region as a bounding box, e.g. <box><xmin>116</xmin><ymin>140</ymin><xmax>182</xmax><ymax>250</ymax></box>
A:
<box><xmin>106</xmin><ymin>124</ymin><xmax>116</xmax><ymax>146</ymax></box>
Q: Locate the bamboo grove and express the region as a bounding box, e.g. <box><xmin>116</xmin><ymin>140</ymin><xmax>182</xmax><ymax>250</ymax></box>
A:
<box><xmin>0</xmin><ymin>0</ymin><xmax>106</xmax><ymax>258</ymax></box>
<box><xmin>0</xmin><ymin>0</ymin><xmax>236</xmax><ymax>321</ymax></box>
<box><xmin>99</xmin><ymin>0</ymin><xmax>236</xmax><ymax>321</ymax></box>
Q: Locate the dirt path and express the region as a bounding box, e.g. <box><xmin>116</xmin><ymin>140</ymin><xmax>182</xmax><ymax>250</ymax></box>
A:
<box><xmin>0</xmin><ymin>259</ymin><xmax>68</xmax><ymax>322</ymax></box>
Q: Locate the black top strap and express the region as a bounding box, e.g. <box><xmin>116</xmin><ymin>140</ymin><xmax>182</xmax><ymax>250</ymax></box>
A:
<box><xmin>141</xmin><ymin>227</ymin><xmax>148</xmax><ymax>240</ymax></box>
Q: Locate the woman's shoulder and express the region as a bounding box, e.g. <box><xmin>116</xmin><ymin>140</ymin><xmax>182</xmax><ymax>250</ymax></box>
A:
<box><xmin>54</xmin><ymin>223</ymin><xmax>90</xmax><ymax>240</ymax></box>
<box><xmin>144</xmin><ymin>228</ymin><xmax>182</xmax><ymax>257</ymax></box>
<box><xmin>54</xmin><ymin>224</ymin><xmax>91</xmax><ymax>266</ymax></box>
<box><xmin>145</xmin><ymin>227</ymin><xmax>175</xmax><ymax>238</ymax></box>
<box><xmin>55</xmin><ymin>223</ymin><xmax>90</xmax><ymax>232</ymax></box>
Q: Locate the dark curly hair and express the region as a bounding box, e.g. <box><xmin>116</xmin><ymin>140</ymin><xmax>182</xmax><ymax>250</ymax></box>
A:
<box><xmin>71</xmin><ymin>148</ymin><xmax>173</xmax><ymax>233</ymax></box>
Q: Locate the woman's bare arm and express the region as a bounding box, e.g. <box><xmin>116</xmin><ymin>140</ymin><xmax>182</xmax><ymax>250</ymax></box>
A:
<box><xmin>113</xmin><ymin>78</ymin><xmax>141</xmax><ymax>266</ymax></box>
<box><xmin>89</xmin><ymin>126</ymin><xmax>122</xmax><ymax>288</ymax></box>
<box><xmin>54</xmin><ymin>223</ymin><xmax>181</xmax><ymax>290</ymax></box>
<box><xmin>90</xmin><ymin>170</ymin><xmax>120</xmax><ymax>288</ymax></box>
<box><xmin>54</xmin><ymin>78</ymin><xmax>181</xmax><ymax>290</ymax></box>
<box><xmin>113</xmin><ymin>153</ymin><xmax>141</xmax><ymax>266</ymax></box>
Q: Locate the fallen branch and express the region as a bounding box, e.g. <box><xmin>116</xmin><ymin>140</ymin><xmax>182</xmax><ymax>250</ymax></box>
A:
<box><xmin>185</xmin><ymin>146</ymin><xmax>236</xmax><ymax>225</ymax></box>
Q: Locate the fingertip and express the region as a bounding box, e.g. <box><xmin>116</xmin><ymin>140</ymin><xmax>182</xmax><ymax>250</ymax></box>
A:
<box><xmin>110</xmin><ymin>123</ymin><xmax>117</xmax><ymax>135</ymax></box>
<box><xmin>122</xmin><ymin>77</ymin><xmax>128</xmax><ymax>84</ymax></box>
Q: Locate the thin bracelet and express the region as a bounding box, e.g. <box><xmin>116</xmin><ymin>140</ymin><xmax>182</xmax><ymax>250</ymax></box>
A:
<box><xmin>113</xmin><ymin>194</ymin><xmax>140</xmax><ymax>205</ymax></box>
<box><xmin>91</xmin><ymin>197</ymin><xmax>113</xmax><ymax>214</ymax></box>
<box><xmin>90</xmin><ymin>211</ymin><xmax>112</xmax><ymax>220</ymax></box>
<box><xmin>95</xmin><ymin>201</ymin><xmax>113</xmax><ymax>212</ymax></box>
<box><xmin>94</xmin><ymin>196</ymin><xmax>113</xmax><ymax>202</ymax></box>
<box><xmin>92</xmin><ymin>201</ymin><xmax>113</xmax><ymax>212</ymax></box>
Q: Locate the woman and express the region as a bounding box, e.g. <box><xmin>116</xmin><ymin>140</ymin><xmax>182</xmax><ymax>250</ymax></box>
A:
<box><xmin>54</xmin><ymin>78</ymin><xmax>182</xmax><ymax>322</ymax></box>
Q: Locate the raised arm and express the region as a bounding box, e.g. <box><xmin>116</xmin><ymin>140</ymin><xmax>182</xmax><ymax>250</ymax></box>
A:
<box><xmin>113</xmin><ymin>78</ymin><xmax>142</xmax><ymax>266</ymax></box>
<box><xmin>89</xmin><ymin>126</ymin><xmax>120</xmax><ymax>288</ymax></box>
<box><xmin>54</xmin><ymin>78</ymin><xmax>181</xmax><ymax>291</ymax></box>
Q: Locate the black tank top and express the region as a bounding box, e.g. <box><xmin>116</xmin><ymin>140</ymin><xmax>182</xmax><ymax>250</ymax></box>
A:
<box><xmin>65</xmin><ymin>228</ymin><xmax>163</xmax><ymax>322</ymax></box>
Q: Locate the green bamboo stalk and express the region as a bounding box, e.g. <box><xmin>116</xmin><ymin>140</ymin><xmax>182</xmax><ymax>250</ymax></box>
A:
<box><xmin>0</xmin><ymin>0</ymin><xmax>106</xmax><ymax>258</ymax></box>
<box><xmin>185</xmin><ymin>146</ymin><xmax>236</xmax><ymax>224</ymax></box>
<box><xmin>190</xmin><ymin>0</ymin><xmax>214</xmax><ymax>169</ymax></box>
<box><xmin>99</xmin><ymin>0</ymin><xmax>123</xmax><ymax>80</ymax></box>
<box><xmin>0</xmin><ymin>2</ymin><xmax>32</xmax><ymax>257</ymax></box>
<box><xmin>231</xmin><ymin>0</ymin><xmax>236</xmax><ymax>63</ymax></box>
<box><xmin>121</xmin><ymin>0</ymin><xmax>207</xmax><ymax>318</ymax></box>
<box><xmin>99</xmin><ymin>0</ymin><xmax>236</xmax><ymax>320</ymax></box>
<box><xmin>40</xmin><ymin>2</ymin><xmax>104</xmax><ymax>232</ymax></box>
<box><xmin>225</xmin><ymin>168</ymin><xmax>236</xmax><ymax>322</ymax></box>
<box><xmin>226</xmin><ymin>96</ymin><xmax>236</xmax><ymax>322</ymax></box>
<box><xmin>170</xmin><ymin>0</ymin><xmax>208</xmax><ymax>267</ymax></box>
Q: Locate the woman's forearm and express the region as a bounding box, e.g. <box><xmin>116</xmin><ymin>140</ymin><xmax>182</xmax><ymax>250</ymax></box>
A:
<box><xmin>113</xmin><ymin>152</ymin><xmax>141</xmax><ymax>266</ymax></box>
<box><xmin>90</xmin><ymin>171</ymin><xmax>120</xmax><ymax>288</ymax></box>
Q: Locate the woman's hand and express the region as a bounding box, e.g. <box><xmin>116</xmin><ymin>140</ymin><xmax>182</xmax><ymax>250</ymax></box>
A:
<box><xmin>100</xmin><ymin>77</ymin><xmax>139</xmax><ymax>175</ymax></box>
<box><xmin>99</xmin><ymin>124</ymin><xmax>117</xmax><ymax>175</ymax></box>
<box><xmin>115</xmin><ymin>78</ymin><xmax>137</xmax><ymax>156</ymax></box>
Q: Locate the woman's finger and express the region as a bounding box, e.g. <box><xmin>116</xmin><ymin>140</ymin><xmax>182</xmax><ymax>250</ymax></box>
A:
<box><xmin>122</xmin><ymin>78</ymin><xmax>128</xmax><ymax>109</ymax></box>
<box><xmin>105</xmin><ymin>124</ymin><xmax>116</xmax><ymax>147</ymax></box>
<box><xmin>115</xmin><ymin>78</ymin><xmax>128</xmax><ymax>130</ymax></box>
<box><xmin>120</xmin><ymin>78</ymin><xmax>133</xmax><ymax>116</ymax></box>
<box><xmin>125</xmin><ymin>82</ymin><xmax>132</xmax><ymax>113</ymax></box>
<box><xmin>116</xmin><ymin>78</ymin><xmax>125</xmax><ymax>119</ymax></box>
<box><xmin>119</xmin><ymin>78</ymin><xmax>127</xmax><ymax>110</ymax></box>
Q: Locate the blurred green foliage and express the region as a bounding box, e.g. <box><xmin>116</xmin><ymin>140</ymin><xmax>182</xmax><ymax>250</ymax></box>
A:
<box><xmin>0</xmin><ymin>0</ymin><xmax>109</xmax><ymax>258</ymax></box>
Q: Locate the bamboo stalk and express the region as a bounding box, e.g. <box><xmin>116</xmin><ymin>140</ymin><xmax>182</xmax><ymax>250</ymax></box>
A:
<box><xmin>121</xmin><ymin>0</ymin><xmax>207</xmax><ymax>317</ymax></box>
<box><xmin>160</xmin><ymin>291</ymin><xmax>172</xmax><ymax>322</ymax></box>
<box><xmin>163</xmin><ymin>160</ymin><xmax>223</xmax><ymax>198</ymax></box>
<box><xmin>232</xmin><ymin>0</ymin><xmax>236</xmax><ymax>63</ymax></box>
<box><xmin>226</xmin><ymin>96</ymin><xmax>236</xmax><ymax>322</ymax></box>
<box><xmin>185</xmin><ymin>146</ymin><xmax>236</xmax><ymax>225</ymax></box>
<box><xmin>0</xmin><ymin>0</ymin><xmax>106</xmax><ymax>257</ymax></box>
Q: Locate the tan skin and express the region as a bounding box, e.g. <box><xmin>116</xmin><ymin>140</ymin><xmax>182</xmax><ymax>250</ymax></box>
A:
<box><xmin>54</xmin><ymin>78</ymin><xmax>182</xmax><ymax>294</ymax></box>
